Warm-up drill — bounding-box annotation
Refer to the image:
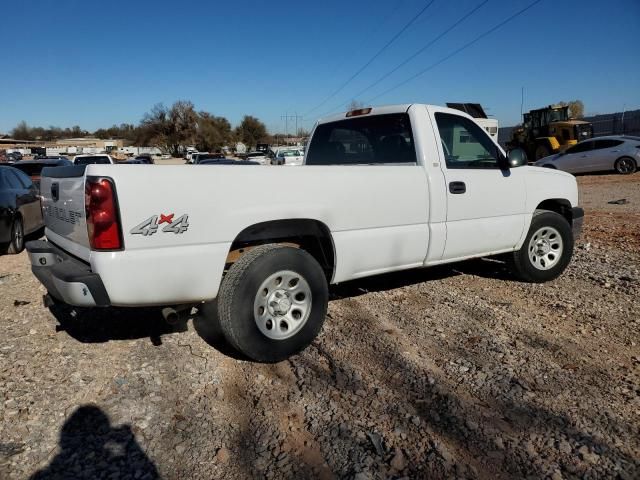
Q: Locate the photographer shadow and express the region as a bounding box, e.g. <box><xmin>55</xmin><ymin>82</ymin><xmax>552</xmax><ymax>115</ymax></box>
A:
<box><xmin>30</xmin><ymin>405</ymin><xmax>159</xmax><ymax>480</ymax></box>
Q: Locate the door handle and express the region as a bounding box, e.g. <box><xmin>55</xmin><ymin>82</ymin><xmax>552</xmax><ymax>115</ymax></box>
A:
<box><xmin>449</xmin><ymin>181</ymin><xmax>466</xmax><ymax>194</ymax></box>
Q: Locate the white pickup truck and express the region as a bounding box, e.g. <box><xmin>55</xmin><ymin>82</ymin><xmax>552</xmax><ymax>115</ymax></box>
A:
<box><xmin>27</xmin><ymin>104</ymin><xmax>583</xmax><ymax>362</ymax></box>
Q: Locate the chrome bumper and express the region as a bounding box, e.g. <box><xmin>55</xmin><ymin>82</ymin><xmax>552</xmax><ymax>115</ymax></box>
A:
<box><xmin>26</xmin><ymin>240</ymin><xmax>110</xmax><ymax>307</ymax></box>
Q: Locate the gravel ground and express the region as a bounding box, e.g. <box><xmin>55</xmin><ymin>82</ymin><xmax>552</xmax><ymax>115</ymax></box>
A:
<box><xmin>1</xmin><ymin>173</ymin><xmax>639</xmax><ymax>480</ymax></box>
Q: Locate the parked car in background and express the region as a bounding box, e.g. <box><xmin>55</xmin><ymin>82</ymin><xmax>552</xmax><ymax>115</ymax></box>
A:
<box><xmin>134</xmin><ymin>154</ymin><xmax>154</xmax><ymax>164</ymax></box>
<box><xmin>273</xmin><ymin>149</ymin><xmax>304</xmax><ymax>166</ymax></box>
<box><xmin>244</xmin><ymin>151</ymin><xmax>270</xmax><ymax>165</ymax></box>
<box><xmin>74</xmin><ymin>154</ymin><xmax>115</xmax><ymax>165</ymax></box>
<box><xmin>12</xmin><ymin>158</ymin><xmax>72</xmax><ymax>191</ymax></box>
<box><xmin>189</xmin><ymin>153</ymin><xmax>225</xmax><ymax>164</ymax></box>
<box><xmin>199</xmin><ymin>159</ymin><xmax>259</xmax><ymax>165</ymax></box>
<box><xmin>0</xmin><ymin>165</ymin><xmax>44</xmax><ymax>254</ymax></box>
<box><xmin>535</xmin><ymin>136</ymin><xmax>640</xmax><ymax>174</ymax></box>
<box><xmin>7</xmin><ymin>152</ymin><xmax>23</xmax><ymax>162</ymax></box>
<box><xmin>122</xmin><ymin>158</ymin><xmax>151</xmax><ymax>164</ymax></box>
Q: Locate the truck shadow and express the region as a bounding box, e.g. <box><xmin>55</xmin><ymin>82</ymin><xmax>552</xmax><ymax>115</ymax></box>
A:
<box><xmin>330</xmin><ymin>257</ymin><xmax>513</xmax><ymax>300</ymax></box>
<box><xmin>48</xmin><ymin>257</ymin><xmax>513</xmax><ymax>350</ymax></box>
<box><xmin>29</xmin><ymin>404</ymin><xmax>160</xmax><ymax>480</ymax></box>
<box><xmin>49</xmin><ymin>304</ymin><xmax>186</xmax><ymax>345</ymax></box>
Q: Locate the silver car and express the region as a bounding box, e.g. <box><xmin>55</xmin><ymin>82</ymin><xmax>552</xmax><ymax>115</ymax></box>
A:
<box><xmin>535</xmin><ymin>135</ymin><xmax>640</xmax><ymax>174</ymax></box>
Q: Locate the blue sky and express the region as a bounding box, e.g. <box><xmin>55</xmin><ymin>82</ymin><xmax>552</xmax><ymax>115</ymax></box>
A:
<box><xmin>1</xmin><ymin>0</ymin><xmax>639</xmax><ymax>134</ymax></box>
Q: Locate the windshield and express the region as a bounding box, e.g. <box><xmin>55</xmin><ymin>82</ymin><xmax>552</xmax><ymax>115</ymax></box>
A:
<box><xmin>548</xmin><ymin>109</ymin><xmax>568</xmax><ymax>122</ymax></box>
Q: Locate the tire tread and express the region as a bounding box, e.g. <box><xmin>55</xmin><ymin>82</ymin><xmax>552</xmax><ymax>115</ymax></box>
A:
<box><xmin>217</xmin><ymin>244</ymin><xmax>286</xmax><ymax>353</ymax></box>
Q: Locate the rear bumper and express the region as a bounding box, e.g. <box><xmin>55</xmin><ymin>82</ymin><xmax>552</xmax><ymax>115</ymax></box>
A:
<box><xmin>572</xmin><ymin>207</ymin><xmax>584</xmax><ymax>239</ymax></box>
<box><xmin>26</xmin><ymin>240</ymin><xmax>110</xmax><ymax>307</ymax></box>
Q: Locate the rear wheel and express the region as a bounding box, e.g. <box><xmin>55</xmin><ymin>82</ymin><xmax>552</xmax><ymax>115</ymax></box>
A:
<box><xmin>535</xmin><ymin>144</ymin><xmax>551</xmax><ymax>160</ymax></box>
<box><xmin>508</xmin><ymin>210</ymin><xmax>573</xmax><ymax>283</ymax></box>
<box><xmin>7</xmin><ymin>216</ymin><xmax>24</xmax><ymax>254</ymax></box>
<box><xmin>217</xmin><ymin>244</ymin><xmax>328</xmax><ymax>362</ymax></box>
<box><xmin>542</xmin><ymin>164</ymin><xmax>556</xmax><ymax>169</ymax></box>
<box><xmin>614</xmin><ymin>157</ymin><xmax>636</xmax><ymax>175</ymax></box>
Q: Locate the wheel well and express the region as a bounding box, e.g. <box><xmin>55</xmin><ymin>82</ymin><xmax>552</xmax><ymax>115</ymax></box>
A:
<box><xmin>227</xmin><ymin>219</ymin><xmax>336</xmax><ymax>281</ymax></box>
<box><xmin>536</xmin><ymin>199</ymin><xmax>572</xmax><ymax>224</ymax></box>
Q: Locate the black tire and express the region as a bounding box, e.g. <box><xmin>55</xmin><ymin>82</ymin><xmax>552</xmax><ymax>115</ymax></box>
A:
<box><xmin>535</xmin><ymin>144</ymin><xmax>551</xmax><ymax>161</ymax></box>
<box><xmin>508</xmin><ymin>210</ymin><xmax>573</xmax><ymax>283</ymax></box>
<box><xmin>542</xmin><ymin>164</ymin><xmax>556</xmax><ymax>169</ymax></box>
<box><xmin>614</xmin><ymin>157</ymin><xmax>637</xmax><ymax>175</ymax></box>
<box><xmin>217</xmin><ymin>244</ymin><xmax>328</xmax><ymax>362</ymax></box>
<box><xmin>7</xmin><ymin>216</ymin><xmax>25</xmax><ymax>254</ymax></box>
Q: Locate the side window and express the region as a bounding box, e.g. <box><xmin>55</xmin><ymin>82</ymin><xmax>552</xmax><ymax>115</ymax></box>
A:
<box><xmin>565</xmin><ymin>141</ymin><xmax>593</xmax><ymax>154</ymax></box>
<box><xmin>306</xmin><ymin>113</ymin><xmax>416</xmax><ymax>165</ymax></box>
<box><xmin>593</xmin><ymin>139</ymin><xmax>623</xmax><ymax>150</ymax></box>
<box><xmin>434</xmin><ymin>113</ymin><xmax>499</xmax><ymax>169</ymax></box>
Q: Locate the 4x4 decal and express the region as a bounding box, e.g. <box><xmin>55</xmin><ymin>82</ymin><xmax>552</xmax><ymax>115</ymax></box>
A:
<box><xmin>131</xmin><ymin>213</ymin><xmax>189</xmax><ymax>236</ymax></box>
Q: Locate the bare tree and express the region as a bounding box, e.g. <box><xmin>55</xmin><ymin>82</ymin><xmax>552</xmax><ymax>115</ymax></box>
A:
<box><xmin>347</xmin><ymin>100</ymin><xmax>365</xmax><ymax>111</ymax></box>
<box><xmin>558</xmin><ymin>100</ymin><xmax>585</xmax><ymax>119</ymax></box>
<box><xmin>234</xmin><ymin>116</ymin><xmax>269</xmax><ymax>148</ymax></box>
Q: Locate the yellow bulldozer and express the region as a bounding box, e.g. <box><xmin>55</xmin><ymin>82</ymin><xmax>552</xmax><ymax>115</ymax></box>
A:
<box><xmin>507</xmin><ymin>105</ymin><xmax>593</xmax><ymax>161</ymax></box>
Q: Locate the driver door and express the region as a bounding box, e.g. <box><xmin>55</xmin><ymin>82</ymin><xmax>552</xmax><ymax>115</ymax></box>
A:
<box><xmin>431</xmin><ymin>110</ymin><xmax>526</xmax><ymax>260</ymax></box>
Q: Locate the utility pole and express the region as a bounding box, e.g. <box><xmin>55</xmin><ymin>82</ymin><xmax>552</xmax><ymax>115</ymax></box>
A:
<box><xmin>281</xmin><ymin>113</ymin><xmax>303</xmax><ymax>143</ymax></box>
<box><xmin>520</xmin><ymin>86</ymin><xmax>524</xmax><ymax>119</ymax></box>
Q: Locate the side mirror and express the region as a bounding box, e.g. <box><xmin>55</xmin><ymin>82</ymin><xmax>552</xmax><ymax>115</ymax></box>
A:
<box><xmin>507</xmin><ymin>148</ymin><xmax>528</xmax><ymax>167</ymax></box>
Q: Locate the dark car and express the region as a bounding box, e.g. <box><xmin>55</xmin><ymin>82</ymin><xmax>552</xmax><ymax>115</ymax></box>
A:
<box><xmin>7</xmin><ymin>152</ymin><xmax>23</xmax><ymax>162</ymax></box>
<box><xmin>198</xmin><ymin>159</ymin><xmax>259</xmax><ymax>165</ymax></box>
<box><xmin>122</xmin><ymin>158</ymin><xmax>149</xmax><ymax>164</ymax></box>
<box><xmin>190</xmin><ymin>153</ymin><xmax>226</xmax><ymax>164</ymax></box>
<box><xmin>134</xmin><ymin>154</ymin><xmax>154</xmax><ymax>164</ymax></box>
<box><xmin>0</xmin><ymin>165</ymin><xmax>44</xmax><ymax>254</ymax></box>
<box><xmin>12</xmin><ymin>158</ymin><xmax>72</xmax><ymax>191</ymax></box>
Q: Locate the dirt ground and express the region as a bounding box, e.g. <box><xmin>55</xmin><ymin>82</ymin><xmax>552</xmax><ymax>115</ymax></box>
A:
<box><xmin>1</xmin><ymin>173</ymin><xmax>639</xmax><ymax>480</ymax></box>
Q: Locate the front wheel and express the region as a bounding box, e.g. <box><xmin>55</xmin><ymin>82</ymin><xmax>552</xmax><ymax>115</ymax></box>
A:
<box><xmin>508</xmin><ymin>210</ymin><xmax>574</xmax><ymax>283</ymax></box>
<box><xmin>7</xmin><ymin>216</ymin><xmax>25</xmax><ymax>254</ymax></box>
<box><xmin>614</xmin><ymin>157</ymin><xmax>637</xmax><ymax>175</ymax></box>
<box><xmin>217</xmin><ymin>244</ymin><xmax>328</xmax><ymax>362</ymax></box>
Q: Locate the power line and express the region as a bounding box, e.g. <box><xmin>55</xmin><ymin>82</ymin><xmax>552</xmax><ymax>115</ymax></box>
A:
<box><xmin>365</xmin><ymin>0</ymin><xmax>543</xmax><ymax>104</ymax></box>
<box><xmin>340</xmin><ymin>0</ymin><xmax>489</xmax><ymax>107</ymax></box>
<box><xmin>303</xmin><ymin>0</ymin><xmax>437</xmax><ymax>116</ymax></box>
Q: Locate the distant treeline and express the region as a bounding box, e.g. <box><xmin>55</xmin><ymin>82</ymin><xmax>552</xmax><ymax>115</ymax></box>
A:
<box><xmin>8</xmin><ymin>101</ymin><xmax>310</xmax><ymax>155</ymax></box>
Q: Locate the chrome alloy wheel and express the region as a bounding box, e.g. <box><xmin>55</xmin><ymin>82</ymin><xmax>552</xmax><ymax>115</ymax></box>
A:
<box><xmin>14</xmin><ymin>219</ymin><xmax>24</xmax><ymax>251</ymax></box>
<box><xmin>616</xmin><ymin>157</ymin><xmax>635</xmax><ymax>174</ymax></box>
<box><xmin>253</xmin><ymin>270</ymin><xmax>312</xmax><ymax>340</ymax></box>
<box><xmin>528</xmin><ymin>226</ymin><xmax>563</xmax><ymax>271</ymax></box>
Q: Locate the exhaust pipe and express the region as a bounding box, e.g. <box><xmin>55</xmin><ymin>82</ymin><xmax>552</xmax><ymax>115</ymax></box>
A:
<box><xmin>161</xmin><ymin>304</ymin><xmax>193</xmax><ymax>325</ymax></box>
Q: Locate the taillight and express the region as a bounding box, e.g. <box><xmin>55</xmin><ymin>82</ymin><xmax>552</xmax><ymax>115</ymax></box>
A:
<box><xmin>85</xmin><ymin>177</ymin><xmax>122</xmax><ymax>250</ymax></box>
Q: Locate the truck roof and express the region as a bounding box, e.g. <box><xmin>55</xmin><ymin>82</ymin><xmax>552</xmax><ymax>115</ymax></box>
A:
<box><xmin>316</xmin><ymin>104</ymin><xmax>473</xmax><ymax>125</ymax></box>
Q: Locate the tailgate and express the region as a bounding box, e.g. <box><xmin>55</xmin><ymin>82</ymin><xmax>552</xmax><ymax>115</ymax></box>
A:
<box><xmin>40</xmin><ymin>165</ymin><xmax>91</xmax><ymax>261</ymax></box>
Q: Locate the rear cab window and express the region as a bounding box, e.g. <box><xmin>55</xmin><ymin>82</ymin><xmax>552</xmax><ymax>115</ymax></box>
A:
<box><xmin>306</xmin><ymin>113</ymin><xmax>416</xmax><ymax>165</ymax></box>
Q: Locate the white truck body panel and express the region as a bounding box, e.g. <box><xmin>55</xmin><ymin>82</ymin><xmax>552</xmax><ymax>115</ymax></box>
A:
<box><xmin>34</xmin><ymin>104</ymin><xmax>579</xmax><ymax>307</ymax></box>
